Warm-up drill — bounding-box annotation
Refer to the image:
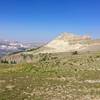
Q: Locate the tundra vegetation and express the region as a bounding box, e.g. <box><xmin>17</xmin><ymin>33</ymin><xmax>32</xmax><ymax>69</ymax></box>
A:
<box><xmin>0</xmin><ymin>51</ymin><xmax>100</xmax><ymax>100</ymax></box>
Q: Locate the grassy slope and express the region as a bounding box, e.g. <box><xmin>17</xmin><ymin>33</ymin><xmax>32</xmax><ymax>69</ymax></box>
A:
<box><xmin>0</xmin><ymin>52</ymin><xmax>100</xmax><ymax>100</ymax></box>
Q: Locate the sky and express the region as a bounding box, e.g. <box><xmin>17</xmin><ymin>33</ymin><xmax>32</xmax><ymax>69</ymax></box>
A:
<box><xmin>0</xmin><ymin>0</ymin><xmax>100</xmax><ymax>42</ymax></box>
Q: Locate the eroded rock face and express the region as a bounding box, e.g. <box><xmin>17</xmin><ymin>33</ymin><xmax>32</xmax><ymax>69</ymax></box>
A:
<box><xmin>41</xmin><ymin>33</ymin><xmax>91</xmax><ymax>53</ymax></box>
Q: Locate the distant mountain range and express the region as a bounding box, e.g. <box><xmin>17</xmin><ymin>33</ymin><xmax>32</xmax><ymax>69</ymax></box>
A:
<box><xmin>0</xmin><ymin>40</ymin><xmax>43</xmax><ymax>57</ymax></box>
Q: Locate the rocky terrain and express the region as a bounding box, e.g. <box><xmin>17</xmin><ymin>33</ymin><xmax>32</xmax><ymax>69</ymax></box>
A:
<box><xmin>0</xmin><ymin>51</ymin><xmax>100</xmax><ymax>100</ymax></box>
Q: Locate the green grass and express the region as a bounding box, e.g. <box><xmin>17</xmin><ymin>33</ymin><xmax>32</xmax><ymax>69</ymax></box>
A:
<box><xmin>0</xmin><ymin>52</ymin><xmax>100</xmax><ymax>100</ymax></box>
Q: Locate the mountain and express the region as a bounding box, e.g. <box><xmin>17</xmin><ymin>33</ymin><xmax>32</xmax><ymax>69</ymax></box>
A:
<box><xmin>0</xmin><ymin>40</ymin><xmax>43</xmax><ymax>57</ymax></box>
<box><xmin>39</xmin><ymin>33</ymin><xmax>91</xmax><ymax>53</ymax></box>
<box><xmin>1</xmin><ymin>32</ymin><xmax>100</xmax><ymax>63</ymax></box>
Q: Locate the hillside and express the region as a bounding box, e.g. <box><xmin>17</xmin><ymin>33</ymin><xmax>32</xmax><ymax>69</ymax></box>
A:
<box><xmin>0</xmin><ymin>51</ymin><xmax>100</xmax><ymax>100</ymax></box>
